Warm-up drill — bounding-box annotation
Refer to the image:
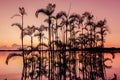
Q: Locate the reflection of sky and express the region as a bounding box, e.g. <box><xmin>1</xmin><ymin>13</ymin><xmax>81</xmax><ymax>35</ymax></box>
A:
<box><xmin>0</xmin><ymin>52</ymin><xmax>22</xmax><ymax>80</ymax></box>
<box><xmin>0</xmin><ymin>0</ymin><xmax>120</xmax><ymax>47</ymax></box>
<box><xmin>105</xmin><ymin>53</ymin><xmax>120</xmax><ymax>79</ymax></box>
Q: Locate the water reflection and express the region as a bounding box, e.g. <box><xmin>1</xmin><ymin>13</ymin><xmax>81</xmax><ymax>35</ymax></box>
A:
<box><xmin>0</xmin><ymin>52</ymin><xmax>120</xmax><ymax>80</ymax></box>
<box><xmin>105</xmin><ymin>53</ymin><xmax>120</xmax><ymax>80</ymax></box>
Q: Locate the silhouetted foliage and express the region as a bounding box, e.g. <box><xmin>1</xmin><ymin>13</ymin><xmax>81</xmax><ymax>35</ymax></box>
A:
<box><xmin>5</xmin><ymin>3</ymin><xmax>117</xmax><ymax>80</ymax></box>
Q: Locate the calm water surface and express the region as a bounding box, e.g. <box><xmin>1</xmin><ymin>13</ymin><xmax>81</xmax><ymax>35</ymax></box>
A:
<box><xmin>0</xmin><ymin>52</ymin><xmax>120</xmax><ymax>80</ymax></box>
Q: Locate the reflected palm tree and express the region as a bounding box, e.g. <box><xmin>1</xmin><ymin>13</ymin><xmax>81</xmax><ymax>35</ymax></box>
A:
<box><xmin>5</xmin><ymin>53</ymin><xmax>22</xmax><ymax>65</ymax></box>
<box><xmin>111</xmin><ymin>74</ymin><xmax>117</xmax><ymax>80</ymax></box>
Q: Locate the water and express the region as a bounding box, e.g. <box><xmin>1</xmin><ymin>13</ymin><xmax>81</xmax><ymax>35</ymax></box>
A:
<box><xmin>0</xmin><ymin>52</ymin><xmax>120</xmax><ymax>80</ymax></box>
<box><xmin>105</xmin><ymin>53</ymin><xmax>120</xmax><ymax>79</ymax></box>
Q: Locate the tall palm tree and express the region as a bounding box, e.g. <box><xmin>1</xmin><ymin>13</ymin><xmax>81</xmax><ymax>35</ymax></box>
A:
<box><xmin>11</xmin><ymin>7</ymin><xmax>26</xmax><ymax>48</ymax></box>
<box><xmin>9</xmin><ymin>7</ymin><xmax>27</xmax><ymax>80</ymax></box>
<box><xmin>19</xmin><ymin>7</ymin><xmax>27</xmax><ymax>80</ymax></box>
<box><xmin>56</xmin><ymin>11</ymin><xmax>71</xmax><ymax>80</ymax></box>
<box><xmin>68</xmin><ymin>13</ymin><xmax>83</xmax><ymax>79</ymax></box>
<box><xmin>35</xmin><ymin>3</ymin><xmax>56</xmax><ymax>80</ymax></box>
<box><xmin>23</xmin><ymin>25</ymin><xmax>36</xmax><ymax>79</ymax></box>
<box><xmin>34</xmin><ymin>25</ymin><xmax>48</xmax><ymax>79</ymax></box>
<box><xmin>95</xmin><ymin>19</ymin><xmax>109</xmax><ymax>80</ymax></box>
<box><xmin>48</xmin><ymin>12</ymin><xmax>67</xmax><ymax>80</ymax></box>
<box><xmin>82</xmin><ymin>11</ymin><xmax>94</xmax><ymax>79</ymax></box>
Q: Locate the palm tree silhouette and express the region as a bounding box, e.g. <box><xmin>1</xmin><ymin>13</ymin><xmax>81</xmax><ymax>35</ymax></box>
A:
<box><xmin>10</xmin><ymin>7</ymin><xmax>27</xmax><ymax>80</ymax></box>
<box><xmin>23</xmin><ymin>25</ymin><xmax>36</xmax><ymax>49</ymax></box>
<box><xmin>5</xmin><ymin>4</ymin><xmax>113</xmax><ymax>80</ymax></box>
<box><xmin>96</xmin><ymin>19</ymin><xmax>109</xmax><ymax>47</ymax></box>
<box><xmin>34</xmin><ymin>24</ymin><xmax>48</xmax><ymax>79</ymax></box>
<box><xmin>23</xmin><ymin>25</ymin><xmax>36</xmax><ymax>79</ymax></box>
<box><xmin>35</xmin><ymin>3</ymin><xmax>56</xmax><ymax>80</ymax></box>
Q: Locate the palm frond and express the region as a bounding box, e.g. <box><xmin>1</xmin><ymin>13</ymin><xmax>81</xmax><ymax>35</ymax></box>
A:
<box><xmin>103</xmin><ymin>58</ymin><xmax>113</xmax><ymax>69</ymax></box>
<box><xmin>56</xmin><ymin>11</ymin><xmax>67</xmax><ymax>19</ymax></box>
<box><xmin>23</xmin><ymin>25</ymin><xmax>36</xmax><ymax>37</ymax></box>
<box><xmin>6</xmin><ymin>53</ymin><xmax>22</xmax><ymax>65</ymax></box>
<box><xmin>69</xmin><ymin>13</ymin><xmax>80</xmax><ymax>20</ymax></box>
<box><xmin>110</xmin><ymin>52</ymin><xmax>115</xmax><ymax>59</ymax></box>
<box><xmin>19</xmin><ymin>7</ymin><xmax>27</xmax><ymax>15</ymax></box>
<box><xmin>35</xmin><ymin>3</ymin><xmax>55</xmax><ymax>18</ymax></box>
<box><xmin>35</xmin><ymin>9</ymin><xmax>48</xmax><ymax>17</ymax></box>
<box><xmin>11</xmin><ymin>23</ymin><xmax>22</xmax><ymax>30</ymax></box>
<box><xmin>11</xmin><ymin>14</ymin><xmax>21</xmax><ymax>19</ymax></box>
<box><xmin>36</xmin><ymin>25</ymin><xmax>48</xmax><ymax>32</ymax></box>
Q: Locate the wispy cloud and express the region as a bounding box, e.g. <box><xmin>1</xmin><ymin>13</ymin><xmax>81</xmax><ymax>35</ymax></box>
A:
<box><xmin>0</xmin><ymin>43</ymin><xmax>21</xmax><ymax>50</ymax></box>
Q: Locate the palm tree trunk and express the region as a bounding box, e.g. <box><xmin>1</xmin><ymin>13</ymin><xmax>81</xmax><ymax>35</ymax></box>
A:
<box><xmin>31</xmin><ymin>36</ymin><xmax>33</xmax><ymax>49</ymax></box>
<box><xmin>48</xmin><ymin>16</ymin><xmax>51</xmax><ymax>80</ymax></box>
<box><xmin>101</xmin><ymin>28</ymin><xmax>105</xmax><ymax>80</ymax></box>
<box><xmin>21</xmin><ymin>15</ymin><xmax>26</xmax><ymax>80</ymax></box>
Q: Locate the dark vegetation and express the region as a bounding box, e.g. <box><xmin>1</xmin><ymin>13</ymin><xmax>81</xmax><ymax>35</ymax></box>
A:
<box><xmin>1</xmin><ymin>3</ymin><xmax>118</xmax><ymax>80</ymax></box>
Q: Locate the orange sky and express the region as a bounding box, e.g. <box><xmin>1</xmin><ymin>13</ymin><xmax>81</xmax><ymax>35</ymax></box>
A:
<box><xmin>0</xmin><ymin>0</ymin><xmax>120</xmax><ymax>47</ymax></box>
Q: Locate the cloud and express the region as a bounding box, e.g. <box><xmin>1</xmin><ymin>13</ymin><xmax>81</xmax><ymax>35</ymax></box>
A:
<box><xmin>0</xmin><ymin>43</ymin><xmax>21</xmax><ymax>56</ymax></box>
<box><xmin>0</xmin><ymin>43</ymin><xmax>21</xmax><ymax>50</ymax></box>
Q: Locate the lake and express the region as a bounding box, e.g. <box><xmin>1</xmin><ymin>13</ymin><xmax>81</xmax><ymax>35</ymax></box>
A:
<box><xmin>0</xmin><ymin>52</ymin><xmax>120</xmax><ymax>80</ymax></box>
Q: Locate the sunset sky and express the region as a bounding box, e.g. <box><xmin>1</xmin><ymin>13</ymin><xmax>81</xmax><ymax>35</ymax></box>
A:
<box><xmin>0</xmin><ymin>0</ymin><xmax>120</xmax><ymax>47</ymax></box>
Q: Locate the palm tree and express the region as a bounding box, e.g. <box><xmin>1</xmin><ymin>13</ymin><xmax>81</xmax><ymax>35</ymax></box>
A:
<box><xmin>19</xmin><ymin>7</ymin><xmax>27</xmax><ymax>80</ymax></box>
<box><xmin>23</xmin><ymin>25</ymin><xmax>36</xmax><ymax>49</ymax></box>
<box><xmin>35</xmin><ymin>3</ymin><xmax>56</xmax><ymax>80</ymax></box>
<box><xmin>23</xmin><ymin>25</ymin><xmax>36</xmax><ymax>79</ymax></box>
<box><xmin>34</xmin><ymin>24</ymin><xmax>48</xmax><ymax>79</ymax></box>
<box><xmin>34</xmin><ymin>24</ymin><xmax>48</xmax><ymax>51</ymax></box>
<box><xmin>96</xmin><ymin>19</ymin><xmax>109</xmax><ymax>47</ymax></box>
<box><xmin>11</xmin><ymin>7</ymin><xmax>27</xmax><ymax>50</ymax></box>
<box><xmin>82</xmin><ymin>12</ymin><xmax>94</xmax><ymax>79</ymax></box>
<box><xmin>68</xmin><ymin>13</ymin><xmax>83</xmax><ymax>79</ymax></box>
<box><xmin>9</xmin><ymin>7</ymin><xmax>27</xmax><ymax>80</ymax></box>
<box><xmin>56</xmin><ymin>11</ymin><xmax>72</xmax><ymax>80</ymax></box>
